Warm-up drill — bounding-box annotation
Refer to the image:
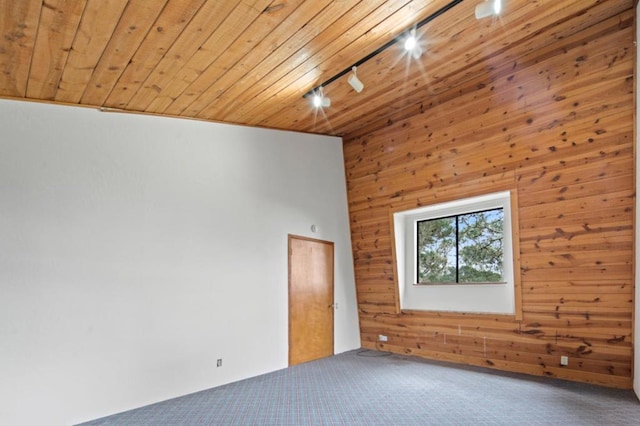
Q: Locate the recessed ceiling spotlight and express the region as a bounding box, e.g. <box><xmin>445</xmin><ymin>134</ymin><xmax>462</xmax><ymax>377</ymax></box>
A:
<box><xmin>475</xmin><ymin>0</ymin><xmax>502</xmax><ymax>19</ymax></box>
<box><xmin>348</xmin><ymin>66</ymin><xmax>364</xmax><ymax>93</ymax></box>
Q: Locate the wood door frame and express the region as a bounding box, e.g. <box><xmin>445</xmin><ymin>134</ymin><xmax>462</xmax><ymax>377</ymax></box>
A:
<box><xmin>288</xmin><ymin>234</ymin><xmax>334</xmax><ymax>366</ymax></box>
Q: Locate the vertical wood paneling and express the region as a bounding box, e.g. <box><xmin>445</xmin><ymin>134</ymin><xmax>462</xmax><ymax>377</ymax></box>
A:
<box><xmin>343</xmin><ymin>4</ymin><xmax>635</xmax><ymax>388</ymax></box>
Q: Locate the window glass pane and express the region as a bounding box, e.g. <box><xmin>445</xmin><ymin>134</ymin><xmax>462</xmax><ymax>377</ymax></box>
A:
<box><xmin>458</xmin><ymin>209</ymin><xmax>504</xmax><ymax>283</ymax></box>
<box><xmin>417</xmin><ymin>217</ymin><xmax>456</xmax><ymax>283</ymax></box>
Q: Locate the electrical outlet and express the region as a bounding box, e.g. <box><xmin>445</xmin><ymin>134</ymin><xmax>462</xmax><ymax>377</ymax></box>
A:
<box><xmin>378</xmin><ymin>334</ymin><xmax>388</xmax><ymax>342</ymax></box>
<box><xmin>217</xmin><ymin>358</ymin><xmax>222</xmax><ymax>367</ymax></box>
<box><xmin>560</xmin><ymin>356</ymin><xmax>568</xmax><ymax>366</ymax></box>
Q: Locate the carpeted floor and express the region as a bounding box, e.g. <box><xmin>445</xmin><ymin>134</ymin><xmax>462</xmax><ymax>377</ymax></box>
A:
<box><xmin>79</xmin><ymin>349</ymin><xmax>640</xmax><ymax>425</ymax></box>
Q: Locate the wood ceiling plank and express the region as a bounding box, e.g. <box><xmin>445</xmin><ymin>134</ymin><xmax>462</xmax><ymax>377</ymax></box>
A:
<box><xmin>0</xmin><ymin>0</ymin><xmax>42</xmax><ymax>97</ymax></box>
<box><xmin>260</xmin><ymin>0</ymin><xmax>514</xmax><ymax>133</ymax></box>
<box><xmin>80</xmin><ymin>0</ymin><xmax>169</xmax><ymax>106</ymax></box>
<box><xmin>178</xmin><ymin>0</ymin><xmax>339</xmax><ymax>120</ymax></box>
<box><xmin>158</xmin><ymin>0</ymin><xmax>307</xmax><ymax>116</ymax></box>
<box><xmin>461</xmin><ymin>0</ymin><xmax>632</xmax><ymax>78</ymax></box>
<box><xmin>123</xmin><ymin>0</ymin><xmax>237</xmax><ymax>112</ymax></box>
<box><xmin>104</xmin><ymin>0</ymin><xmax>209</xmax><ymax>109</ymax></box>
<box><xmin>215</xmin><ymin>0</ymin><xmax>435</xmax><ymax>126</ymax></box>
<box><xmin>55</xmin><ymin>0</ymin><xmax>129</xmax><ymax>104</ymax></box>
<box><xmin>146</xmin><ymin>0</ymin><xmax>279</xmax><ymax>114</ymax></box>
<box><xmin>26</xmin><ymin>0</ymin><xmax>87</xmax><ymax>100</ymax></box>
<box><xmin>0</xmin><ymin>0</ymin><xmax>631</xmax><ymax>137</ymax></box>
<box><xmin>360</xmin><ymin>0</ymin><xmax>632</xmax><ymax>135</ymax></box>
<box><xmin>193</xmin><ymin>0</ymin><xmax>435</xmax><ymax>124</ymax></box>
<box><xmin>261</xmin><ymin>0</ymin><xmax>621</xmax><ymax>135</ymax></box>
<box><xmin>343</xmin><ymin>2</ymin><xmax>634</xmax><ymax>139</ymax></box>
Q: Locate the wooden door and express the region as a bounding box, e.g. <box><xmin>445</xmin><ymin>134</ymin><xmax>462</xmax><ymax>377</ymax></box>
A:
<box><xmin>288</xmin><ymin>235</ymin><xmax>334</xmax><ymax>366</ymax></box>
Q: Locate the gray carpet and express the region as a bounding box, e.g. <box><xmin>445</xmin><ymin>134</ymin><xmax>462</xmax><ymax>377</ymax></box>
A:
<box><xmin>79</xmin><ymin>349</ymin><xmax>640</xmax><ymax>425</ymax></box>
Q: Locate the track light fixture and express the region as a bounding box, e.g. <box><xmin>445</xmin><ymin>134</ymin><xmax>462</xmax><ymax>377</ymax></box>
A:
<box><xmin>475</xmin><ymin>0</ymin><xmax>502</xmax><ymax>19</ymax></box>
<box><xmin>312</xmin><ymin>87</ymin><xmax>330</xmax><ymax>108</ymax></box>
<box><xmin>404</xmin><ymin>34</ymin><xmax>417</xmax><ymax>51</ymax></box>
<box><xmin>403</xmin><ymin>29</ymin><xmax>423</xmax><ymax>59</ymax></box>
<box><xmin>302</xmin><ymin>0</ymin><xmax>464</xmax><ymax>104</ymax></box>
<box><xmin>347</xmin><ymin>67</ymin><xmax>364</xmax><ymax>93</ymax></box>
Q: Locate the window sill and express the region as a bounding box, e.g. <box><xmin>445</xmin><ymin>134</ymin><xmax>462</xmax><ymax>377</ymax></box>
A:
<box><xmin>413</xmin><ymin>281</ymin><xmax>507</xmax><ymax>286</ymax></box>
<box><xmin>400</xmin><ymin>308</ymin><xmax>517</xmax><ymax>318</ymax></box>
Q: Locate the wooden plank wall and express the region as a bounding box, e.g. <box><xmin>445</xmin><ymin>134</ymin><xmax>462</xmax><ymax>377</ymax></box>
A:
<box><xmin>342</xmin><ymin>5</ymin><xmax>635</xmax><ymax>388</ymax></box>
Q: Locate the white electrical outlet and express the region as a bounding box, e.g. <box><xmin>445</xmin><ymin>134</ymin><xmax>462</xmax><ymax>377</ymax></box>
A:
<box><xmin>378</xmin><ymin>334</ymin><xmax>388</xmax><ymax>342</ymax></box>
<box><xmin>217</xmin><ymin>358</ymin><xmax>222</xmax><ymax>367</ymax></box>
<box><xmin>560</xmin><ymin>356</ymin><xmax>568</xmax><ymax>366</ymax></box>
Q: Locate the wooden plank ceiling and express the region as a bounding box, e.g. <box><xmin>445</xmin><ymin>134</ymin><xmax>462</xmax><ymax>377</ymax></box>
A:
<box><xmin>0</xmin><ymin>0</ymin><xmax>623</xmax><ymax>137</ymax></box>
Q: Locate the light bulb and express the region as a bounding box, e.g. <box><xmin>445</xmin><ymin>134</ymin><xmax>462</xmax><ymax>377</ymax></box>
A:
<box><xmin>493</xmin><ymin>0</ymin><xmax>502</xmax><ymax>15</ymax></box>
<box><xmin>404</xmin><ymin>35</ymin><xmax>417</xmax><ymax>52</ymax></box>
<box><xmin>312</xmin><ymin>93</ymin><xmax>330</xmax><ymax>108</ymax></box>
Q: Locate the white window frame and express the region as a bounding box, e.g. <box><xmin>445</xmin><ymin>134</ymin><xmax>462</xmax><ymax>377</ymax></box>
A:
<box><xmin>393</xmin><ymin>191</ymin><xmax>517</xmax><ymax>315</ymax></box>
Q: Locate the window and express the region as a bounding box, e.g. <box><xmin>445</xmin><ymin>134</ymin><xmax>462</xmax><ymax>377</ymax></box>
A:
<box><xmin>393</xmin><ymin>191</ymin><xmax>516</xmax><ymax>315</ymax></box>
<box><xmin>417</xmin><ymin>208</ymin><xmax>504</xmax><ymax>284</ymax></box>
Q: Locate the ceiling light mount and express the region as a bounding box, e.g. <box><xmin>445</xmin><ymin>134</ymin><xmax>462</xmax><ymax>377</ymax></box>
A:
<box><xmin>403</xmin><ymin>29</ymin><xmax>423</xmax><ymax>59</ymax></box>
<box><xmin>312</xmin><ymin>87</ymin><xmax>331</xmax><ymax>108</ymax></box>
<box><xmin>348</xmin><ymin>66</ymin><xmax>364</xmax><ymax>93</ymax></box>
<box><xmin>404</xmin><ymin>32</ymin><xmax>417</xmax><ymax>52</ymax></box>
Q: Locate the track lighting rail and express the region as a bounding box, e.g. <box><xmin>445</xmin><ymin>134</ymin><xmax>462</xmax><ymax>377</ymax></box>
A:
<box><xmin>302</xmin><ymin>0</ymin><xmax>465</xmax><ymax>99</ymax></box>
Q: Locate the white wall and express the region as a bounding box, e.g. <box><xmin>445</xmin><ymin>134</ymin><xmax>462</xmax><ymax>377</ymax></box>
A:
<box><xmin>0</xmin><ymin>99</ymin><xmax>360</xmax><ymax>426</ymax></box>
<box><xmin>635</xmin><ymin>2</ymin><xmax>640</xmax><ymax>399</ymax></box>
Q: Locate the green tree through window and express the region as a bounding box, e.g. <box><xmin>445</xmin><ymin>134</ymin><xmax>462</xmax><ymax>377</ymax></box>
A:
<box><xmin>417</xmin><ymin>208</ymin><xmax>504</xmax><ymax>283</ymax></box>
